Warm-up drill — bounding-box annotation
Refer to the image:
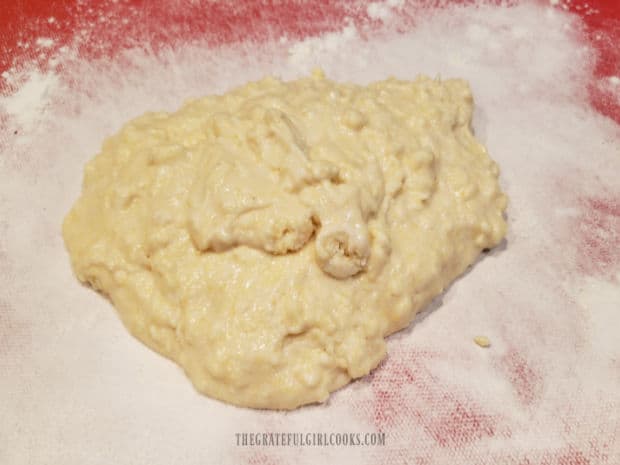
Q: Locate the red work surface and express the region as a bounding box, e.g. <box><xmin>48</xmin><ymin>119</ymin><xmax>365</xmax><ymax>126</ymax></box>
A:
<box><xmin>1</xmin><ymin>0</ymin><xmax>619</xmax><ymax>122</ymax></box>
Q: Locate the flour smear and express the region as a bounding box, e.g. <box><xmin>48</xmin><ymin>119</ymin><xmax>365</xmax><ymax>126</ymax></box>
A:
<box><xmin>1</xmin><ymin>1</ymin><xmax>619</xmax><ymax>465</ymax></box>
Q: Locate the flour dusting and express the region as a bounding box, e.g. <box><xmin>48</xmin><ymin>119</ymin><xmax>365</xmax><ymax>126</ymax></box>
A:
<box><xmin>0</xmin><ymin>69</ymin><xmax>59</xmax><ymax>132</ymax></box>
<box><xmin>287</xmin><ymin>22</ymin><xmax>361</xmax><ymax>68</ymax></box>
<box><xmin>599</xmin><ymin>75</ymin><xmax>620</xmax><ymax>104</ymax></box>
<box><xmin>35</xmin><ymin>37</ymin><xmax>55</xmax><ymax>48</ymax></box>
<box><xmin>367</xmin><ymin>1</ymin><xmax>403</xmax><ymax>20</ymax></box>
<box><xmin>1</xmin><ymin>1</ymin><xmax>619</xmax><ymax>465</ymax></box>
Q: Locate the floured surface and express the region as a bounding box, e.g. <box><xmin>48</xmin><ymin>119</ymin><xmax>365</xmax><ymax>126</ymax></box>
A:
<box><xmin>1</xmin><ymin>1</ymin><xmax>619</xmax><ymax>464</ymax></box>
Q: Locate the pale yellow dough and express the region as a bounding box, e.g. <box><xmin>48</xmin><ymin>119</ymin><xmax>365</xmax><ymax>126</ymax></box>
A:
<box><xmin>63</xmin><ymin>71</ymin><xmax>507</xmax><ymax>409</ymax></box>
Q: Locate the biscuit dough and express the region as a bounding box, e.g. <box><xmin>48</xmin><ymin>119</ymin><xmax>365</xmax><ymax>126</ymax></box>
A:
<box><xmin>63</xmin><ymin>71</ymin><xmax>507</xmax><ymax>409</ymax></box>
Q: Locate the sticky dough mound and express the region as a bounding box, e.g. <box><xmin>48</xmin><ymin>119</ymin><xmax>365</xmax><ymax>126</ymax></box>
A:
<box><xmin>63</xmin><ymin>71</ymin><xmax>507</xmax><ymax>409</ymax></box>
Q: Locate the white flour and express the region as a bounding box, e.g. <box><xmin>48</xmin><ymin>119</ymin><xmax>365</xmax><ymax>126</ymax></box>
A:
<box><xmin>287</xmin><ymin>23</ymin><xmax>361</xmax><ymax>68</ymax></box>
<box><xmin>1</xmin><ymin>1</ymin><xmax>619</xmax><ymax>465</ymax></box>
<box><xmin>367</xmin><ymin>0</ymin><xmax>403</xmax><ymax>20</ymax></box>
<box><xmin>599</xmin><ymin>75</ymin><xmax>620</xmax><ymax>103</ymax></box>
<box><xmin>35</xmin><ymin>37</ymin><xmax>55</xmax><ymax>48</ymax></box>
<box><xmin>0</xmin><ymin>70</ymin><xmax>59</xmax><ymax>132</ymax></box>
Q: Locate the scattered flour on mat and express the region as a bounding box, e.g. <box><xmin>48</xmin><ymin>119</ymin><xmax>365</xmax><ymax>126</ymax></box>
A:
<box><xmin>0</xmin><ymin>70</ymin><xmax>59</xmax><ymax>132</ymax></box>
<box><xmin>35</xmin><ymin>37</ymin><xmax>55</xmax><ymax>48</ymax></box>
<box><xmin>577</xmin><ymin>274</ymin><xmax>620</xmax><ymax>359</ymax></box>
<box><xmin>602</xmin><ymin>75</ymin><xmax>620</xmax><ymax>101</ymax></box>
<box><xmin>367</xmin><ymin>0</ymin><xmax>404</xmax><ymax>20</ymax></box>
<box><xmin>1</xmin><ymin>1</ymin><xmax>619</xmax><ymax>464</ymax></box>
<box><xmin>287</xmin><ymin>22</ymin><xmax>361</xmax><ymax>68</ymax></box>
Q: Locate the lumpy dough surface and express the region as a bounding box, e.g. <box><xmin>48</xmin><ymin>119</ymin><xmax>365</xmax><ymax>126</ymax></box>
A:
<box><xmin>63</xmin><ymin>71</ymin><xmax>507</xmax><ymax>409</ymax></box>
